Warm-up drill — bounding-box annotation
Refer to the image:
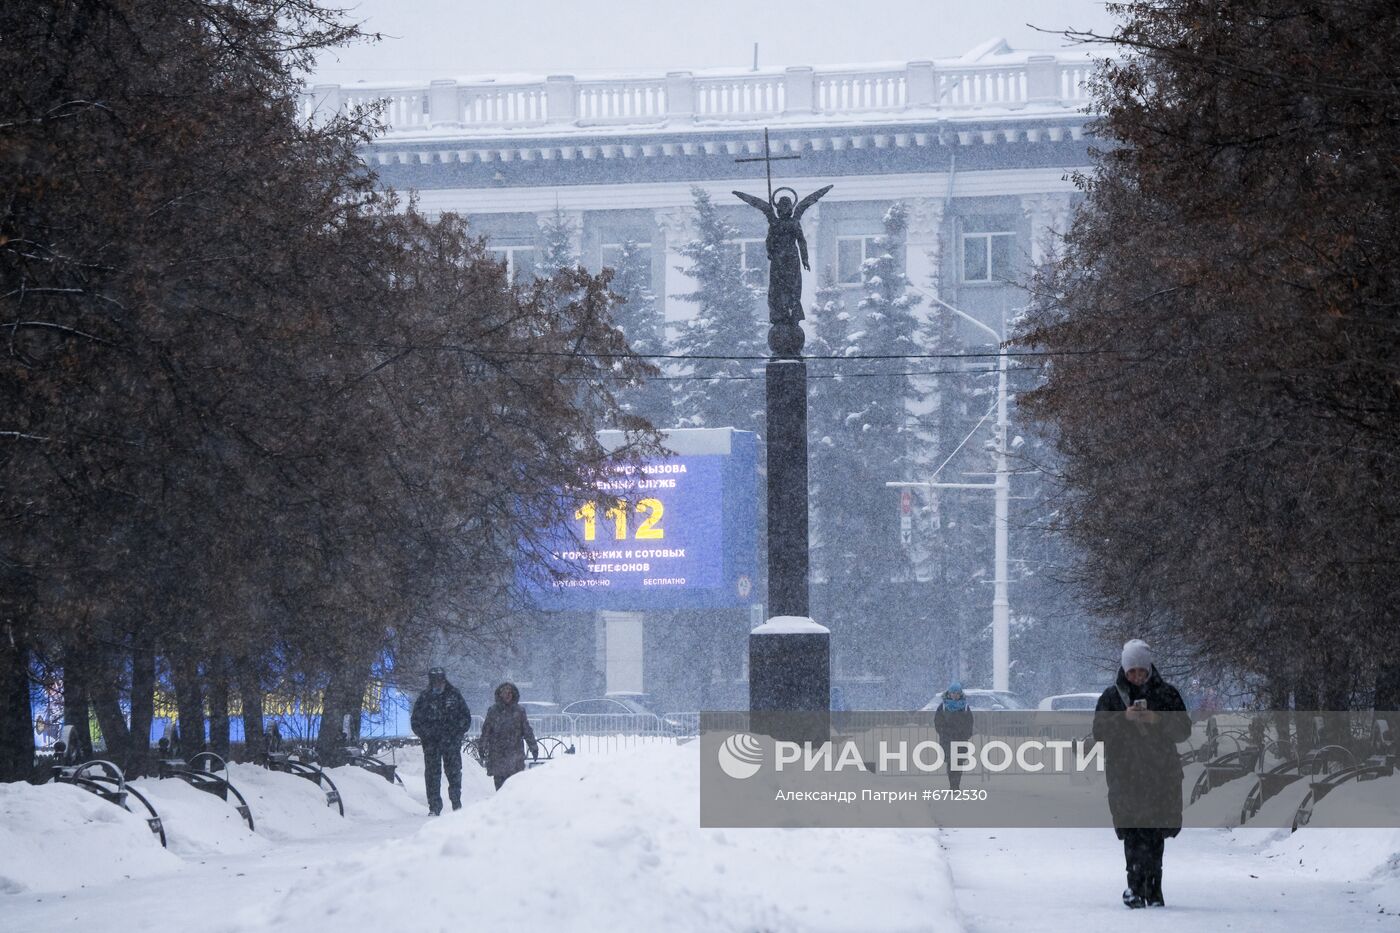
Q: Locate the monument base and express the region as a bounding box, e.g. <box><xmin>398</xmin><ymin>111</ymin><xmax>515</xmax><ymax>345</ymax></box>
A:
<box><xmin>749</xmin><ymin>616</ymin><xmax>830</xmax><ymax>745</ymax></box>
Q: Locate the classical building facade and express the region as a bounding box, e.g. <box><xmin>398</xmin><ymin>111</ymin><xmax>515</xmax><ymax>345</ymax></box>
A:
<box><xmin>306</xmin><ymin>39</ymin><xmax>1097</xmax><ymax>709</ymax></box>
<box><xmin>305</xmin><ymin>38</ymin><xmax>1087</xmax><ymax>348</ymax></box>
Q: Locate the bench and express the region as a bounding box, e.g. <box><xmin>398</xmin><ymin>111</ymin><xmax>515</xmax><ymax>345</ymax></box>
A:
<box><xmin>345</xmin><ymin>747</ymin><xmax>404</xmax><ymax>786</ymax></box>
<box><xmin>265</xmin><ymin>752</ymin><xmax>344</xmax><ymax>816</ymax></box>
<box><xmin>1189</xmin><ymin>746</ymin><xmax>1261</xmax><ymax>804</ymax></box>
<box><xmin>52</xmin><ymin>758</ymin><xmax>166</xmax><ymax>847</ymax></box>
<box><xmin>157</xmin><ymin>752</ymin><xmax>256</xmax><ymax>831</ymax></box>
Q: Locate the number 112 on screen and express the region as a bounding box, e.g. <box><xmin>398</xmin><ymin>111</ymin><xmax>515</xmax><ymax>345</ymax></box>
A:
<box><xmin>573</xmin><ymin>499</ymin><xmax>665</xmax><ymax>541</ymax></box>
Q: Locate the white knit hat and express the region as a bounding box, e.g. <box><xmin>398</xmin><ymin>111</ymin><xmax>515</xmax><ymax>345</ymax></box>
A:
<box><xmin>1121</xmin><ymin>639</ymin><xmax>1153</xmax><ymax>673</ymax></box>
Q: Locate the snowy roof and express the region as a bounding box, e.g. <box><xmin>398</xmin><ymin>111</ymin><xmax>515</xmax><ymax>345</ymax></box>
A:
<box><xmin>598</xmin><ymin>427</ymin><xmax>748</xmax><ymax>456</ymax></box>
<box><xmin>302</xmin><ymin>40</ymin><xmax>1101</xmax><ymax>144</ymax></box>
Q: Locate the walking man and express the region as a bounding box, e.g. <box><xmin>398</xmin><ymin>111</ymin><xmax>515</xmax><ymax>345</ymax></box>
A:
<box><xmin>1092</xmin><ymin>639</ymin><xmax>1191</xmax><ymax>908</ymax></box>
<box><xmin>410</xmin><ymin>667</ymin><xmax>472</xmax><ymax>815</ymax></box>
<box><xmin>479</xmin><ymin>681</ymin><xmax>538</xmax><ymax>791</ymax></box>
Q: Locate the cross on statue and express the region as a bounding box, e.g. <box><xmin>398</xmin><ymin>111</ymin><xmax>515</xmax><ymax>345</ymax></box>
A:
<box><xmin>734</xmin><ymin>128</ymin><xmax>802</xmax><ymax>206</ymax></box>
<box><xmin>733</xmin><ymin>129</ymin><xmax>833</xmax><ymax>348</ymax></box>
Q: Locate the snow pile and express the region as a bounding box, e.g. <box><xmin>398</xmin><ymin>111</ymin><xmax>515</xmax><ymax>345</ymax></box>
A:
<box><xmin>1242</xmin><ymin>777</ymin><xmax>1314</xmax><ymax>832</ymax></box>
<box><xmin>1298</xmin><ymin>772</ymin><xmax>1400</xmax><ymax>831</ymax></box>
<box><xmin>1268</xmin><ymin>825</ymin><xmax>1400</xmax><ymax>877</ymax></box>
<box><xmin>222</xmin><ymin>763</ymin><xmax>359</xmax><ymax>841</ymax></box>
<box><xmin>0</xmin><ymin>781</ymin><xmax>178</xmax><ymax>894</ymax></box>
<box><xmin>0</xmin><ymin>756</ymin><xmax>433</xmax><ymax>884</ymax></box>
<box><xmin>1183</xmin><ymin>771</ymin><xmax>1258</xmax><ymax>828</ymax></box>
<box><xmin>260</xmin><ymin>744</ymin><xmax>959</xmax><ymax>933</ymax></box>
<box><xmin>129</xmin><ymin>777</ymin><xmax>269</xmax><ymax>858</ymax></box>
<box><xmin>1263</xmin><ymin>774</ymin><xmax>1400</xmax><ymax>876</ymax></box>
<box><xmin>1265</xmin><ymin>818</ymin><xmax>1400</xmax><ymax>914</ymax></box>
<box><xmin>323</xmin><ymin>763</ymin><xmax>444</xmax><ymax>820</ymax></box>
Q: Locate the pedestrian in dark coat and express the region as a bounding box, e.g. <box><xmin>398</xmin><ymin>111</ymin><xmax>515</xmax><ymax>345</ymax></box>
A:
<box><xmin>410</xmin><ymin>667</ymin><xmax>472</xmax><ymax>815</ymax></box>
<box><xmin>478</xmin><ymin>681</ymin><xmax>539</xmax><ymax>790</ymax></box>
<box><xmin>934</xmin><ymin>681</ymin><xmax>975</xmax><ymax>790</ymax></box>
<box><xmin>1092</xmin><ymin>640</ymin><xmax>1192</xmax><ymax>909</ymax></box>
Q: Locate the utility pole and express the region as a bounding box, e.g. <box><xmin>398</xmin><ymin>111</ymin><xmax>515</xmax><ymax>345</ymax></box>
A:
<box><xmin>889</xmin><ymin>296</ymin><xmax>1011</xmax><ymax>691</ymax></box>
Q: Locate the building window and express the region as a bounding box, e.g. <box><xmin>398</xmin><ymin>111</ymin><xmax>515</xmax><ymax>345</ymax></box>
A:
<box><xmin>717</xmin><ymin>239</ymin><xmax>768</xmax><ymax>290</ymax></box>
<box><xmin>486</xmin><ymin>245</ymin><xmax>537</xmax><ymax>284</ymax></box>
<box><xmin>600</xmin><ymin>242</ymin><xmax>653</xmax><ymax>273</ymax></box>
<box><xmin>836</xmin><ymin>235</ymin><xmax>882</xmax><ymax>285</ymax></box>
<box><xmin>736</xmin><ymin>239</ymin><xmax>767</xmax><ymax>291</ymax></box>
<box><xmin>961</xmin><ymin>219</ymin><xmax>1017</xmax><ymax>284</ymax></box>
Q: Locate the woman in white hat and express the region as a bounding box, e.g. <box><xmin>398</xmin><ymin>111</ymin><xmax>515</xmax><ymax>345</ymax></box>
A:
<box><xmin>1092</xmin><ymin>639</ymin><xmax>1192</xmax><ymax>909</ymax></box>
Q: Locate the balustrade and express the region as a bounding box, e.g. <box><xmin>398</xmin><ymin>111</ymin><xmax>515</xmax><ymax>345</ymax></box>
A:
<box><xmin>302</xmin><ymin>52</ymin><xmax>1095</xmax><ymax>134</ymax></box>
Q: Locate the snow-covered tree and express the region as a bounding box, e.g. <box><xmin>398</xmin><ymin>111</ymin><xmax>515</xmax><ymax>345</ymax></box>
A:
<box><xmin>813</xmin><ymin>204</ymin><xmax>927</xmax><ymax>682</ymax></box>
<box><xmin>606</xmin><ymin>239</ymin><xmax>672</xmax><ymax>426</ymax></box>
<box><xmin>806</xmin><ymin>275</ymin><xmax>853</xmax><ymax>589</ymax></box>
<box><xmin>670</xmin><ymin>187</ymin><xmax>764</xmax><ymax>433</ymax></box>
<box><xmin>535</xmin><ymin>208</ymin><xmax>579</xmax><ymax>279</ymax></box>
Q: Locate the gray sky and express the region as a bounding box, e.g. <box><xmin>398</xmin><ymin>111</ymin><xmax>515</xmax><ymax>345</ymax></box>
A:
<box><xmin>311</xmin><ymin>0</ymin><xmax>1119</xmax><ymax>84</ymax></box>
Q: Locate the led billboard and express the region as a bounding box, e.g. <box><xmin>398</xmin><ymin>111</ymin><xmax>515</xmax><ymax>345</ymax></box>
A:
<box><xmin>521</xmin><ymin>428</ymin><xmax>758</xmax><ymax>610</ymax></box>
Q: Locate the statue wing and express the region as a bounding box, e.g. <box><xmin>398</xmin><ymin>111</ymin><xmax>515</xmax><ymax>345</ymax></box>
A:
<box><xmin>794</xmin><ymin>184</ymin><xmax>834</xmax><ymax>220</ymax></box>
<box><xmin>732</xmin><ymin>190</ymin><xmax>776</xmax><ymax>221</ymax></box>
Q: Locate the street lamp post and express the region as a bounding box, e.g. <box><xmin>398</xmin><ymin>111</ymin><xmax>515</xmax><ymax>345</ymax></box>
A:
<box><xmin>889</xmin><ymin>296</ymin><xmax>1011</xmax><ymax>691</ymax></box>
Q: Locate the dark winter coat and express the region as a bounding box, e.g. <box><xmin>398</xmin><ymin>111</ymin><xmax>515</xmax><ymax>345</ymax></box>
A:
<box><xmin>479</xmin><ymin>682</ymin><xmax>539</xmax><ymax>778</ymax></box>
<box><xmin>934</xmin><ymin>703</ymin><xmax>975</xmax><ymax>744</ymax></box>
<box><xmin>410</xmin><ymin>682</ymin><xmax>472</xmax><ymax>746</ymax></box>
<box><xmin>1092</xmin><ymin>666</ymin><xmax>1192</xmax><ymax>838</ymax></box>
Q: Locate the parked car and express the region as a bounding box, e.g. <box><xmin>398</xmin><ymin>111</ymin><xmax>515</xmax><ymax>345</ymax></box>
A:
<box><xmin>920</xmin><ymin>688</ymin><xmax>1031</xmax><ymax>712</ymax></box>
<box><xmin>605</xmin><ymin>691</ymin><xmax>666</xmax><ymax>714</ymax></box>
<box><xmin>463</xmin><ymin>698</ymin><xmax>561</xmax><ymax>730</ymax></box>
<box><xmin>562</xmin><ymin>697</ymin><xmax>634</xmax><ymax>717</ymax></box>
<box><xmin>561</xmin><ymin>695</ymin><xmax>683</xmax><ymax>733</ymax></box>
<box><xmin>1037</xmin><ymin>693</ymin><xmax>1101</xmax><ymax>711</ymax></box>
<box><xmin>518</xmin><ymin>700</ymin><xmax>563</xmax><ymax>717</ymax></box>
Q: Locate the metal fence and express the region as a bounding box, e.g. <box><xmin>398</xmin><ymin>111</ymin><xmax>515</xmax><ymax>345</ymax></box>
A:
<box><xmin>462</xmin><ymin>711</ymin><xmax>700</xmax><ymax>756</ymax></box>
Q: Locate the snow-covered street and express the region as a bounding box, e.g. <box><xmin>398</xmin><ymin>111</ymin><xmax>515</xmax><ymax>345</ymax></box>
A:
<box><xmin>945</xmin><ymin>827</ymin><xmax>1400</xmax><ymax>931</ymax></box>
<box><xmin>5</xmin><ymin>745</ymin><xmax>1397</xmax><ymax>933</ymax></box>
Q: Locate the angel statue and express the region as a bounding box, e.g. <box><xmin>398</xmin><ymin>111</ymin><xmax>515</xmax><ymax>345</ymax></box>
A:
<box><xmin>733</xmin><ymin>184</ymin><xmax>833</xmax><ymax>326</ymax></box>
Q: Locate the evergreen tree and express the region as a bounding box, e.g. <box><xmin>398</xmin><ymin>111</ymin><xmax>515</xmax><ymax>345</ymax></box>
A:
<box><xmin>911</xmin><ymin>235</ymin><xmax>987</xmax><ymax>689</ymax></box>
<box><xmin>606</xmin><ymin>239</ymin><xmax>672</xmax><ymax>426</ymax></box>
<box><xmin>816</xmin><ymin>204</ymin><xmax>925</xmax><ymax>680</ymax></box>
<box><xmin>535</xmin><ymin>207</ymin><xmax>579</xmax><ymax>279</ymax></box>
<box><xmin>854</xmin><ymin>203</ymin><xmax>925</xmax><ymax>450</ymax></box>
<box><xmin>806</xmin><ymin>276</ymin><xmax>853</xmax><ymax>593</ymax></box>
<box><xmin>671</xmin><ymin>187</ymin><xmax>764</xmax><ymax>433</ymax></box>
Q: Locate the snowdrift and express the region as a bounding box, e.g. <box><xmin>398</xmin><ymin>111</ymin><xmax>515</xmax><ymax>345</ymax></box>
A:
<box><xmin>0</xmin><ymin>780</ymin><xmax>179</xmax><ymax>894</ymax></box>
<box><xmin>128</xmin><ymin>776</ymin><xmax>269</xmax><ymax>858</ymax></box>
<box><xmin>1</xmin><ymin>757</ymin><xmax>432</xmax><ymax>894</ymax></box>
<box><xmin>259</xmin><ymin>743</ymin><xmax>961</xmax><ymax>933</ymax></box>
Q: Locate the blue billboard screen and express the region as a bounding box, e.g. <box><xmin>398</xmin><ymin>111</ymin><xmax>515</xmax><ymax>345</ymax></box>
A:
<box><xmin>522</xmin><ymin>429</ymin><xmax>757</xmax><ymax>610</ymax></box>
